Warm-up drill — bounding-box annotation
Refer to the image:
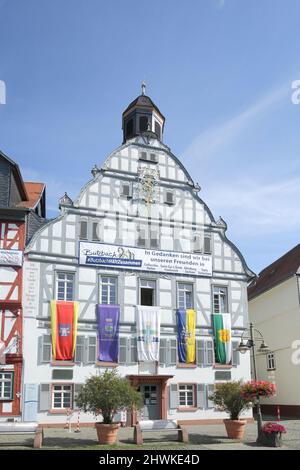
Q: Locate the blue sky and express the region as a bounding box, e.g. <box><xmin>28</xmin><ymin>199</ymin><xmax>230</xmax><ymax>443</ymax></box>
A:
<box><xmin>1</xmin><ymin>0</ymin><xmax>300</xmax><ymax>274</ymax></box>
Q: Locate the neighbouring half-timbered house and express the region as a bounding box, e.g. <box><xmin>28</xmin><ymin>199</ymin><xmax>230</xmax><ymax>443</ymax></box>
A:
<box><xmin>22</xmin><ymin>88</ymin><xmax>255</xmax><ymax>426</ymax></box>
<box><xmin>0</xmin><ymin>150</ymin><xmax>45</xmax><ymax>419</ymax></box>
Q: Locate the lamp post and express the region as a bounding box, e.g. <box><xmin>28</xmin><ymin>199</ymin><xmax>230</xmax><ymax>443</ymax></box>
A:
<box><xmin>236</xmin><ymin>322</ymin><xmax>270</xmax><ymax>444</ymax></box>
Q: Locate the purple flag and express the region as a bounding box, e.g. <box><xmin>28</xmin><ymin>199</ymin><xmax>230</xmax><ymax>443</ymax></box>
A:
<box><xmin>97</xmin><ymin>304</ymin><xmax>120</xmax><ymax>362</ymax></box>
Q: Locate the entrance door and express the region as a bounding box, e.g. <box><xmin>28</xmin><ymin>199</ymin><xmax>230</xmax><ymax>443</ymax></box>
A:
<box><xmin>139</xmin><ymin>384</ymin><xmax>160</xmax><ymax>420</ymax></box>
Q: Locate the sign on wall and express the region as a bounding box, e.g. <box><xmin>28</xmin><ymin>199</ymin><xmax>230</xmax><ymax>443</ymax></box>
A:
<box><xmin>0</xmin><ymin>249</ymin><xmax>23</xmax><ymax>266</ymax></box>
<box><xmin>79</xmin><ymin>242</ymin><xmax>212</xmax><ymax>276</ymax></box>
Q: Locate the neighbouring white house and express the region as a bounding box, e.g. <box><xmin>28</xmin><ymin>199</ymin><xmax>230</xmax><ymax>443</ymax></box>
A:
<box><xmin>248</xmin><ymin>244</ymin><xmax>300</xmax><ymax>417</ymax></box>
<box><xmin>21</xmin><ymin>86</ymin><xmax>255</xmax><ymax>426</ymax></box>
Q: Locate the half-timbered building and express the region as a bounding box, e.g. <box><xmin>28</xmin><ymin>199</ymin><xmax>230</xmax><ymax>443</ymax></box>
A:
<box><xmin>0</xmin><ymin>150</ymin><xmax>45</xmax><ymax>419</ymax></box>
<box><xmin>22</xmin><ymin>88</ymin><xmax>254</xmax><ymax>426</ymax></box>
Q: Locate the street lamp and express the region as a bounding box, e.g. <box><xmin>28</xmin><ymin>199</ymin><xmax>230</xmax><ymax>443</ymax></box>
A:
<box><xmin>236</xmin><ymin>322</ymin><xmax>270</xmax><ymax>444</ymax></box>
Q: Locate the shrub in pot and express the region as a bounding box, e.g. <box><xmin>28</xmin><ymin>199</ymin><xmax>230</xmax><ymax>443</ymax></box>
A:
<box><xmin>209</xmin><ymin>381</ymin><xmax>252</xmax><ymax>439</ymax></box>
<box><xmin>76</xmin><ymin>369</ymin><xmax>142</xmax><ymax>445</ymax></box>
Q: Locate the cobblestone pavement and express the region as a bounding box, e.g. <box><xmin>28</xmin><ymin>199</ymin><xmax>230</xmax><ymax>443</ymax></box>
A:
<box><xmin>0</xmin><ymin>419</ymin><xmax>299</xmax><ymax>450</ymax></box>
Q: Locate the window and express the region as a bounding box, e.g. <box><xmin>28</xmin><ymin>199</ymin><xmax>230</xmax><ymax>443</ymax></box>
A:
<box><xmin>137</xmin><ymin>226</ymin><xmax>147</xmax><ymax>247</ymax></box>
<box><xmin>87</xmin><ymin>336</ymin><xmax>97</xmax><ymax>363</ymax></box>
<box><xmin>139</xmin><ymin>116</ymin><xmax>148</xmax><ymax>132</ymax></box>
<box><xmin>100</xmin><ymin>276</ymin><xmax>117</xmax><ymax>305</ymax></box>
<box><xmin>149</xmin><ymin>153</ymin><xmax>158</xmax><ymax>163</ymax></box>
<box><xmin>41</xmin><ymin>335</ymin><xmax>52</xmax><ymax>363</ymax></box>
<box><xmin>267</xmin><ymin>352</ymin><xmax>276</xmax><ymax>370</ymax></box>
<box><xmin>204</xmin><ymin>233</ymin><xmax>212</xmax><ymax>254</ymax></box>
<box><xmin>56</xmin><ymin>272</ymin><xmax>75</xmax><ymax>301</ymax></box>
<box><xmin>120</xmin><ymin>183</ymin><xmax>132</xmax><ymax>198</ymax></box>
<box><xmin>79</xmin><ymin>220</ymin><xmax>88</xmax><ymax>240</ymax></box>
<box><xmin>213</xmin><ymin>286</ymin><xmax>228</xmax><ymax>313</ymax></box>
<box><xmin>179</xmin><ymin>384</ymin><xmax>195</xmax><ymax>407</ymax></box>
<box><xmin>126</xmin><ymin>119</ymin><xmax>134</xmax><ymax>138</ymax></box>
<box><xmin>165</xmin><ymin>191</ymin><xmax>174</xmax><ymax>205</ymax></box>
<box><xmin>150</xmin><ymin>231</ymin><xmax>159</xmax><ymax>249</ymax></box>
<box><xmin>178</xmin><ymin>283</ymin><xmax>194</xmax><ymax>309</ymax></box>
<box><xmin>155</xmin><ymin>121</ymin><xmax>161</xmax><ymax>140</ymax></box>
<box><xmin>52</xmin><ymin>384</ymin><xmax>73</xmax><ymax>410</ymax></box>
<box><xmin>92</xmin><ymin>222</ymin><xmax>100</xmax><ymax>241</ymax></box>
<box><xmin>140</xmin><ymin>279</ymin><xmax>156</xmax><ymax>306</ymax></box>
<box><xmin>0</xmin><ymin>372</ymin><xmax>14</xmax><ymax>400</ymax></box>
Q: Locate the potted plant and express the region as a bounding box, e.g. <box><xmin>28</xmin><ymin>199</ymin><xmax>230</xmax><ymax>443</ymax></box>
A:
<box><xmin>209</xmin><ymin>381</ymin><xmax>252</xmax><ymax>439</ymax></box>
<box><xmin>260</xmin><ymin>422</ymin><xmax>286</xmax><ymax>447</ymax></box>
<box><xmin>76</xmin><ymin>369</ymin><xmax>142</xmax><ymax>445</ymax></box>
<box><xmin>241</xmin><ymin>380</ymin><xmax>276</xmax><ymax>401</ymax></box>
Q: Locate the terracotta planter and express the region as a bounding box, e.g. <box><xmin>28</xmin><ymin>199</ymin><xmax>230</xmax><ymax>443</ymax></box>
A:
<box><xmin>95</xmin><ymin>423</ymin><xmax>120</xmax><ymax>445</ymax></box>
<box><xmin>224</xmin><ymin>419</ymin><xmax>247</xmax><ymax>439</ymax></box>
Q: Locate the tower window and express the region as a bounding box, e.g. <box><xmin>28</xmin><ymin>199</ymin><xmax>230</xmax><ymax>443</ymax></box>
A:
<box><xmin>126</xmin><ymin>119</ymin><xmax>134</xmax><ymax>138</ymax></box>
<box><xmin>155</xmin><ymin>121</ymin><xmax>161</xmax><ymax>139</ymax></box>
<box><xmin>139</xmin><ymin>116</ymin><xmax>148</xmax><ymax>132</ymax></box>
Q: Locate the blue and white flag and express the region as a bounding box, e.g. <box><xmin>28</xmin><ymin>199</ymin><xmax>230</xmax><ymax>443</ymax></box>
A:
<box><xmin>136</xmin><ymin>306</ymin><xmax>160</xmax><ymax>362</ymax></box>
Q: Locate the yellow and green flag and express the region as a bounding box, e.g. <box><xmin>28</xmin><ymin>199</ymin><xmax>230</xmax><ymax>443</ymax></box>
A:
<box><xmin>213</xmin><ymin>313</ymin><xmax>232</xmax><ymax>364</ymax></box>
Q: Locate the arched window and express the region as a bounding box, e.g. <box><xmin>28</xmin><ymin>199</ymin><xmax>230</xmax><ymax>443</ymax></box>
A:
<box><xmin>155</xmin><ymin>121</ymin><xmax>161</xmax><ymax>139</ymax></box>
<box><xmin>139</xmin><ymin>116</ymin><xmax>148</xmax><ymax>132</ymax></box>
<box><xmin>126</xmin><ymin>119</ymin><xmax>134</xmax><ymax>138</ymax></box>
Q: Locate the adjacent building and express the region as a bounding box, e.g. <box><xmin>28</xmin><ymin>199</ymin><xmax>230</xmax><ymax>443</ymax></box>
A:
<box><xmin>22</xmin><ymin>88</ymin><xmax>255</xmax><ymax>426</ymax></box>
<box><xmin>0</xmin><ymin>150</ymin><xmax>45</xmax><ymax>419</ymax></box>
<box><xmin>248</xmin><ymin>244</ymin><xmax>300</xmax><ymax>417</ymax></box>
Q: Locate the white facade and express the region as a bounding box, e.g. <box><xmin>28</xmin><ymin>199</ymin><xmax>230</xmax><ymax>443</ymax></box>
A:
<box><xmin>22</xmin><ymin>95</ymin><xmax>254</xmax><ymax>425</ymax></box>
<box><xmin>249</xmin><ymin>275</ymin><xmax>300</xmax><ymax>415</ymax></box>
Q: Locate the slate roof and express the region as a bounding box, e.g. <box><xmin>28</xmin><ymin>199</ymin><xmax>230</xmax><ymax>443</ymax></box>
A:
<box><xmin>248</xmin><ymin>244</ymin><xmax>300</xmax><ymax>300</ymax></box>
<box><xmin>122</xmin><ymin>94</ymin><xmax>165</xmax><ymax>119</ymax></box>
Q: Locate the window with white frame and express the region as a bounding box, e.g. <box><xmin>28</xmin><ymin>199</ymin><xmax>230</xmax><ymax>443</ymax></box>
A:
<box><xmin>100</xmin><ymin>276</ymin><xmax>117</xmax><ymax>305</ymax></box>
<box><xmin>0</xmin><ymin>372</ymin><xmax>14</xmax><ymax>400</ymax></box>
<box><xmin>213</xmin><ymin>286</ymin><xmax>228</xmax><ymax>313</ymax></box>
<box><xmin>178</xmin><ymin>384</ymin><xmax>195</xmax><ymax>407</ymax></box>
<box><xmin>56</xmin><ymin>272</ymin><xmax>75</xmax><ymax>301</ymax></box>
<box><xmin>178</xmin><ymin>283</ymin><xmax>194</xmax><ymax>309</ymax></box>
<box><xmin>52</xmin><ymin>384</ymin><xmax>73</xmax><ymax>410</ymax></box>
<box><xmin>267</xmin><ymin>352</ymin><xmax>276</xmax><ymax>370</ymax></box>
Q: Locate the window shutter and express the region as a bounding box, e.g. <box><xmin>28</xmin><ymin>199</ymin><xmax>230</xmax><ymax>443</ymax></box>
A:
<box><xmin>196</xmin><ymin>384</ymin><xmax>206</xmax><ymax>409</ymax></box>
<box><xmin>74</xmin><ymin>384</ymin><xmax>84</xmax><ymax>409</ymax></box>
<box><xmin>196</xmin><ymin>340</ymin><xmax>205</xmax><ymax>366</ymax></box>
<box><xmin>40</xmin><ymin>335</ymin><xmax>51</xmax><ymax>363</ymax></box>
<box><xmin>159</xmin><ymin>338</ymin><xmax>167</xmax><ymax>365</ymax></box>
<box><xmin>39</xmin><ymin>384</ymin><xmax>51</xmax><ymax>411</ymax></box>
<box><xmin>169</xmin><ymin>384</ymin><xmax>178</xmax><ymax>409</ymax></box>
<box><xmin>205</xmin><ymin>340</ymin><xmax>214</xmax><ymax>366</ymax></box>
<box><xmin>87</xmin><ymin>336</ymin><xmax>97</xmax><ymax>363</ymax></box>
<box><xmin>75</xmin><ymin>336</ymin><xmax>84</xmax><ymax>364</ymax></box>
<box><xmin>119</xmin><ymin>337</ymin><xmax>127</xmax><ymax>365</ymax></box>
<box><xmin>232</xmin><ymin>340</ymin><xmax>240</xmax><ymax>366</ymax></box>
<box><xmin>206</xmin><ymin>384</ymin><xmax>215</xmax><ymax>409</ymax></box>
<box><xmin>169</xmin><ymin>339</ymin><xmax>177</xmax><ymax>366</ymax></box>
<box><xmin>129</xmin><ymin>337</ymin><xmax>137</xmax><ymax>364</ymax></box>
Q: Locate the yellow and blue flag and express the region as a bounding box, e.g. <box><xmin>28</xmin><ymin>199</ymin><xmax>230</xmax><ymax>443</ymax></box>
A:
<box><xmin>177</xmin><ymin>309</ymin><xmax>196</xmax><ymax>363</ymax></box>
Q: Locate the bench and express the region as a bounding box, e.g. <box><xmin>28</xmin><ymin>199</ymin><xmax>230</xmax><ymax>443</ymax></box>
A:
<box><xmin>0</xmin><ymin>422</ymin><xmax>44</xmax><ymax>448</ymax></box>
<box><xmin>134</xmin><ymin>419</ymin><xmax>188</xmax><ymax>445</ymax></box>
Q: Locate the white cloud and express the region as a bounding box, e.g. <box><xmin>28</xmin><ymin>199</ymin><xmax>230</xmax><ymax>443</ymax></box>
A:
<box><xmin>184</xmin><ymin>83</ymin><xmax>288</xmax><ymax>163</ymax></box>
<box><xmin>204</xmin><ymin>175</ymin><xmax>300</xmax><ymax>236</ymax></box>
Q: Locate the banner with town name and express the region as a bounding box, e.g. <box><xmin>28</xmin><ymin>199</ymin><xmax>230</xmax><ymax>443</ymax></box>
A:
<box><xmin>0</xmin><ymin>249</ymin><xmax>23</xmax><ymax>267</ymax></box>
<box><xmin>79</xmin><ymin>242</ymin><xmax>212</xmax><ymax>276</ymax></box>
